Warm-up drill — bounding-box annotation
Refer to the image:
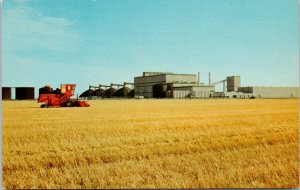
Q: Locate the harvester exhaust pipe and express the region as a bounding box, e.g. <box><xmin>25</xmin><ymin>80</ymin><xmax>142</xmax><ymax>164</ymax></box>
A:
<box><xmin>209</xmin><ymin>72</ymin><xmax>211</xmax><ymax>86</ymax></box>
<box><xmin>198</xmin><ymin>72</ymin><xmax>200</xmax><ymax>86</ymax></box>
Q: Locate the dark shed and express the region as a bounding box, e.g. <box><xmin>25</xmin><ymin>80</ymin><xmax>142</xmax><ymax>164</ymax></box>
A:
<box><xmin>2</xmin><ymin>87</ymin><xmax>12</xmax><ymax>100</ymax></box>
<box><xmin>15</xmin><ymin>87</ymin><xmax>35</xmax><ymax>100</ymax></box>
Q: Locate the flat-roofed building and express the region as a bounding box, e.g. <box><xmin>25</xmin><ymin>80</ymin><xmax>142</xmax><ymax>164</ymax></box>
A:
<box><xmin>134</xmin><ymin>72</ymin><xmax>214</xmax><ymax>98</ymax></box>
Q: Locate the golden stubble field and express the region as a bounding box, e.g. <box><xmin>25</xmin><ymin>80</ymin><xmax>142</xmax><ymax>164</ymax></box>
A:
<box><xmin>2</xmin><ymin>99</ymin><xmax>299</xmax><ymax>188</ymax></box>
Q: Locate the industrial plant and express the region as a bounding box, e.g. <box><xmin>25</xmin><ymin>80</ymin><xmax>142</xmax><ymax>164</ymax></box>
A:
<box><xmin>2</xmin><ymin>72</ymin><xmax>298</xmax><ymax>100</ymax></box>
<box><xmin>81</xmin><ymin>71</ymin><xmax>298</xmax><ymax>99</ymax></box>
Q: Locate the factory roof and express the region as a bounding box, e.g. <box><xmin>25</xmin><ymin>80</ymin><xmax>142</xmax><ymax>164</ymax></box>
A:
<box><xmin>135</xmin><ymin>73</ymin><xmax>196</xmax><ymax>78</ymax></box>
<box><xmin>173</xmin><ymin>85</ymin><xmax>214</xmax><ymax>88</ymax></box>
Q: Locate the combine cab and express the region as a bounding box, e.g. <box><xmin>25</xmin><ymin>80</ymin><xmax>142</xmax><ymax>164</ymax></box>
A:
<box><xmin>38</xmin><ymin>84</ymin><xmax>90</xmax><ymax>108</ymax></box>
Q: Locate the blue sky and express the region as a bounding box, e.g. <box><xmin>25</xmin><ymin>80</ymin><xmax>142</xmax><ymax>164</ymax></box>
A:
<box><xmin>2</xmin><ymin>0</ymin><xmax>299</xmax><ymax>96</ymax></box>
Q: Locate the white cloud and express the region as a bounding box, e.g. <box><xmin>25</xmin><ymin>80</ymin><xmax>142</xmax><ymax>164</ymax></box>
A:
<box><xmin>39</xmin><ymin>17</ymin><xmax>76</xmax><ymax>26</ymax></box>
<box><xmin>3</xmin><ymin>5</ymin><xmax>80</xmax><ymax>52</ymax></box>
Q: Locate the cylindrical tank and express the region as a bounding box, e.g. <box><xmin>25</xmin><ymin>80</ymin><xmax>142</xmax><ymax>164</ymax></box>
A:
<box><xmin>114</xmin><ymin>87</ymin><xmax>131</xmax><ymax>97</ymax></box>
<box><xmin>128</xmin><ymin>89</ymin><xmax>134</xmax><ymax>98</ymax></box>
<box><xmin>15</xmin><ymin>87</ymin><xmax>35</xmax><ymax>100</ymax></box>
<box><xmin>104</xmin><ymin>87</ymin><xmax>116</xmax><ymax>98</ymax></box>
<box><xmin>167</xmin><ymin>84</ymin><xmax>173</xmax><ymax>98</ymax></box>
<box><xmin>2</xmin><ymin>87</ymin><xmax>11</xmax><ymax>100</ymax></box>
<box><xmin>166</xmin><ymin>90</ymin><xmax>173</xmax><ymax>98</ymax></box>
<box><xmin>91</xmin><ymin>89</ymin><xmax>105</xmax><ymax>97</ymax></box>
<box><xmin>79</xmin><ymin>89</ymin><xmax>94</xmax><ymax>98</ymax></box>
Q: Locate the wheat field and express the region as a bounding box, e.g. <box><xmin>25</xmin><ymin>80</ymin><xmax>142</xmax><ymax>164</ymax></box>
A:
<box><xmin>2</xmin><ymin>99</ymin><xmax>299</xmax><ymax>188</ymax></box>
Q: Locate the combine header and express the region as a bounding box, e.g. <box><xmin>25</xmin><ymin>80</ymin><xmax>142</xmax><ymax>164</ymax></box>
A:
<box><xmin>38</xmin><ymin>84</ymin><xmax>90</xmax><ymax>108</ymax></box>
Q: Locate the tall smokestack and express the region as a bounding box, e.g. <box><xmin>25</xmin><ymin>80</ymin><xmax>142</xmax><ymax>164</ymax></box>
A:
<box><xmin>209</xmin><ymin>72</ymin><xmax>211</xmax><ymax>86</ymax></box>
<box><xmin>198</xmin><ymin>72</ymin><xmax>200</xmax><ymax>86</ymax></box>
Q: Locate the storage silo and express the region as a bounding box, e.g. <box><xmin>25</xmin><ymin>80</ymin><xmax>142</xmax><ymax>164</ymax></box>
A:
<box><xmin>2</xmin><ymin>87</ymin><xmax>12</xmax><ymax>100</ymax></box>
<box><xmin>15</xmin><ymin>87</ymin><xmax>35</xmax><ymax>100</ymax></box>
<box><xmin>79</xmin><ymin>89</ymin><xmax>94</xmax><ymax>98</ymax></box>
<box><xmin>128</xmin><ymin>89</ymin><xmax>134</xmax><ymax>98</ymax></box>
<box><xmin>114</xmin><ymin>87</ymin><xmax>131</xmax><ymax>97</ymax></box>
<box><xmin>104</xmin><ymin>87</ymin><xmax>116</xmax><ymax>98</ymax></box>
<box><xmin>91</xmin><ymin>89</ymin><xmax>105</xmax><ymax>97</ymax></box>
<box><xmin>166</xmin><ymin>84</ymin><xmax>173</xmax><ymax>98</ymax></box>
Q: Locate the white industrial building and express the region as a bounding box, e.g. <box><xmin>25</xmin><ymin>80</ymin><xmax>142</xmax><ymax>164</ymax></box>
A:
<box><xmin>237</xmin><ymin>86</ymin><xmax>298</xmax><ymax>98</ymax></box>
<box><xmin>134</xmin><ymin>72</ymin><xmax>214</xmax><ymax>98</ymax></box>
<box><xmin>134</xmin><ymin>72</ymin><xmax>299</xmax><ymax>99</ymax></box>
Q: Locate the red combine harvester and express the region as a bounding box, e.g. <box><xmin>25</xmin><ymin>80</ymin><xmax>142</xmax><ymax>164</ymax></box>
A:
<box><xmin>38</xmin><ymin>84</ymin><xmax>90</xmax><ymax>108</ymax></box>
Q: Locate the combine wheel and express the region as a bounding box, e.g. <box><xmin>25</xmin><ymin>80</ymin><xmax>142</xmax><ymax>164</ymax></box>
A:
<box><xmin>65</xmin><ymin>100</ymin><xmax>74</xmax><ymax>107</ymax></box>
<box><xmin>41</xmin><ymin>104</ymin><xmax>49</xmax><ymax>108</ymax></box>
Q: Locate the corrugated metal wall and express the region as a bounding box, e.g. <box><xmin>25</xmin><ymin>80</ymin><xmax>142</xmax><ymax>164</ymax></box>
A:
<box><xmin>194</xmin><ymin>91</ymin><xmax>211</xmax><ymax>98</ymax></box>
<box><xmin>173</xmin><ymin>90</ymin><xmax>190</xmax><ymax>98</ymax></box>
<box><xmin>252</xmin><ymin>87</ymin><xmax>298</xmax><ymax>98</ymax></box>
